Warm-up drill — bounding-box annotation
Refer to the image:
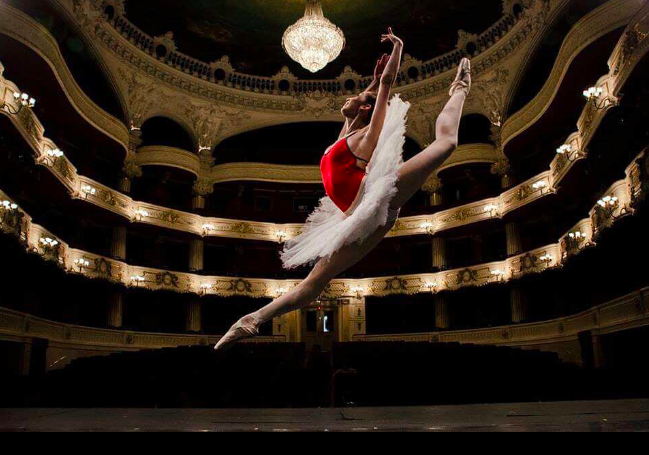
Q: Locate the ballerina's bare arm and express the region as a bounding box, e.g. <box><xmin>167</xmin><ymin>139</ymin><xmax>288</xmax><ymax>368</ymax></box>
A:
<box><xmin>363</xmin><ymin>29</ymin><xmax>404</xmax><ymax>151</ymax></box>
<box><xmin>338</xmin><ymin>54</ymin><xmax>389</xmax><ymax>140</ymax></box>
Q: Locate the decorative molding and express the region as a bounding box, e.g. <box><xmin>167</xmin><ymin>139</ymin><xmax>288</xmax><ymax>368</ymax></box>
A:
<box><xmin>354</xmin><ymin>287</ymin><xmax>649</xmax><ymax>346</ymax></box>
<box><xmin>1</xmin><ymin>288</ymin><xmax>647</xmax><ymax>352</ymax></box>
<box><xmin>1</xmin><ymin>156</ymin><xmax>641</xmax><ymax>298</ymax></box>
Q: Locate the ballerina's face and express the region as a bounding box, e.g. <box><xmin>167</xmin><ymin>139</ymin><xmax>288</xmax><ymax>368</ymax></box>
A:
<box><xmin>341</xmin><ymin>92</ymin><xmax>375</xmax><ymax>120</ymax></box>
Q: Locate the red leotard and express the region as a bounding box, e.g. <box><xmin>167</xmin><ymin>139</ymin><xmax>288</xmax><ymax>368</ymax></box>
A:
<box><xmin>321</xmin><ymin>136</ymin><xmax>367</xmax><ymax>214</ymax></box>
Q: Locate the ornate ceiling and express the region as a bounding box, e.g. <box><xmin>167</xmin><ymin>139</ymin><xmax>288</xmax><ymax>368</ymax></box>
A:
<box><xmin>123</xmin><ymin>0</ymin><xmax>505</xmax><ymax>79</ymax></box>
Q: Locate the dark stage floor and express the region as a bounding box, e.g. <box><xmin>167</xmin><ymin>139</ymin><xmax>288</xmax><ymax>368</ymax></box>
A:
<box><xmin>1</xmin><ymin>400</ymin><xmax>649</xmax><ymax>432</ymax></box>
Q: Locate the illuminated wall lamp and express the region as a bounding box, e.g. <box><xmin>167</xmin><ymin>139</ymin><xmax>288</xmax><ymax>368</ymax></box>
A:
<box><xmin>1</xmin><ymin>90</ymin><xmax>36</xmax><ymax>115</ymax></box>
<box><xmin>81</xmin><ymin>184</ymin><xmax>97</xmax><ymax>197</ymax></box>
<box><xmin>1</xmin><ymin>200</ymin><xmax>18</xmax><ymax>211</ymax></box>
<box><xmin>484</xmin><ymin>204</ymin><xmax>499</xmax><ymax>216</ymax></box>
<box><xmin>532</xmin><ymin>180</ymin><xmax>548</xmax><ymax>191</ymax></box>
<box><xmin>276</xmin><ymin>230</ymin><xmax>288</xmax><ymax>243</ymax></box>
<box><xmin>491</xmin><ymin>270</ymin><xmax>506</xmax><ymax>282</ymax></box>
<box><xmin>130</xmin><ymin>275</ymin><xmax>146</xmax><ymax>287</ymax></box>
<box><xmin>420</xmin><ymin>221</ymin><xmax>435</xmax><ymax>235</ymax></box>
<box><xmin>423</xmin><ymin>281</ymin><xmax>438</xmax><ymax>294</ymax></box>
<box><xmin>351</xmin><ymin>286</ymin><xmax>365</xmax><ymax>299</ymax></box>
<box><xmin>202</xmin><ymin>223</ymin><xmax>215</xmax><ymax>236</ymax></box>
<box><xmin>134</xmin><ymin>209</ymin><xmax>150</xmax><ymax>221</ymax></box>
<box><xmin>539</xmin><ymin>254</ymin><xmax>553</xmax><ymax>265</ymax></box>
<box><xmin>200</xmin><ymin>283</ymin><xmax>213</xmax><ymax>295</ymax></box>
<box><xmin>47</xmin><ymin>149</ymin><xmax>64</xmax><ymax>159</ymax></box>
<box><xmin>556</xmin><ymin>144</ymin><xmax>582</xmax><ymax>163</ymax></box>
<box><xmin>74</xmin><ymin>258</ymin><xmax>91</xmax><ymax>272</ymax></box>
<box><xmin>583</xmin><ymin>86</ymin><xmax>610</xmax><ymax>110</ymax></box>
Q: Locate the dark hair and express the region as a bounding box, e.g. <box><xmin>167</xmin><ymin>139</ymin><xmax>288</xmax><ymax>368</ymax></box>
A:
<box><xmin>363</xmin><ymin>92</ymin><xmax>377</xmax><ymax>123</ymax></box>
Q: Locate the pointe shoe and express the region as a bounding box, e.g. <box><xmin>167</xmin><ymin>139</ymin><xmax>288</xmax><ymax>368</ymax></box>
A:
<box><xmin>214</xmin><ymin>313</ymin><xmax>262</xmax><ymax>352</ymax></box>
<box><xmin>449</xmin><ymin>58</ymin><xmax>472</xmax><ymax>97</ymax></box>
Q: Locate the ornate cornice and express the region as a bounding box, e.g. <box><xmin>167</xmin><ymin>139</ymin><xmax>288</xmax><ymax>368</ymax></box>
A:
<box><xmin>501</xmin><ymin>0</ymin><xmax>642</xmax><ymax>149</ymax></box>
<box><xmin>1</xmin><ymin>287</ymin><xmax>646</xmax><ymax>352</ymax></box>
<box><xmin>355</xmin><ymin>287</ymin><xmax>649</xmax><ymax>346</ymax></box>
<box><xmin>0</xmin><ymin>1</ymin><xmax>129</xmax><ymax>154</ymax></box>
<box><xmin>1</xmin><ymin>154</ymin><xmax>641</xmax><ymax>299</ymax></box>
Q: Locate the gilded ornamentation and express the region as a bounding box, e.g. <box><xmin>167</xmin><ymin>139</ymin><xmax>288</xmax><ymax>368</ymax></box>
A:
<box><xmin>456</xmin><ymin>268</ymin><xmax>479</xmax><ymax>286</ymax></box>
<box><xmin>93</xmin><ymin>258</ymin><xmax>113</xmax><ymax>278</ymax></box>
<box><xmin>230</xmin><ymin>279</ymin><xmax>253</xmax><ymax>294</ymax></box>
<box><xmin>156</xmin><ymin>271</ymin><xmax>179</xmax><ymax>288</ymax></box>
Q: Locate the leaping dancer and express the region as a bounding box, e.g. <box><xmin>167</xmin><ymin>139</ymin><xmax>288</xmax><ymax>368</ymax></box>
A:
<box><xmin>216</xmin><ymin>29</ymin><xmax>471</xmax><ymax>351</ymax></box>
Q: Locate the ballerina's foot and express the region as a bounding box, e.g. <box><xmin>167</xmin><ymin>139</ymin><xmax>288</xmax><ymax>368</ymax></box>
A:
<box><xmin>214</xmin><ymin>313</ymin><xmax>261</xmax><ymax>352</ymax></box>
<box><xmin>449</xmin><ymin>58</ymin><xmax>472</xmax><ymax>96</ymax></box>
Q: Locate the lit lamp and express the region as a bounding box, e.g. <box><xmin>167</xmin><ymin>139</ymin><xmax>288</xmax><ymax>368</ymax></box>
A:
<box><xmin>484</xmin><ymin>204</ymin><xmax>499</xmax><ymax>216</ymax></box>
<box><xmin>130</xmin><ymin>275</ymin><xmax>145</xmax><ymax>287</ymax></box>
<box><xmin>134</xmin><ymin>209</ymin><xmax>149</xmax><ymax>221</ymax></box>
<box><xmin>81</xmin><ymin>184</ymin><xmax>97</xmax><ymax>198</ymax></box>
<box><xmin>202</xmin><ymin>223</ymin><xmax>215</xmax><ymax>236</ymax></box>
<box><xmin>532</xmin><ymin>180</ymin><xmax>548</xmax><ymax>192</ymax></box>
<box><xmin>1</xmin><ymin>90</ymin><xmax>36</xmax><ymax>116</ymax></box>
<box><xmin>420</xmin><ymin>221</ymin><xmax>435</xmax><ymax>235</ymax></box>
<box><xmin>200</xmin><ymin>283</ymin><xmax>213</xmax><ymax>296</ymax></box>
<box><xmin>0</xmin><ymin>200</ymin><xmax>18</xmax><ymax>211</ymax></box>
<box><xmin>583</xmin><ymin>86</ymin><xmax>610</xmax><ymax>110</ymax></box>
<box><xmin>490</xmin><ymin>269</ymin><xmax>506</xmax><ymax>282</ymax></box>
<box><xmin>597</xmin><ymin>195</ymin><xmax>625</xmax><ymax>221</ymax></box>
<box><xmin>556</xmin><ymin>144</ymin><xmax>582</xmax><ymax>163</ymax></box>
<box><xmin>74</xmin><ymin>258</ymin><xmax>91</xmax><ymax>272</ymax></box>
<box><xmin>276</xmin><ymin>230</ymin><xmax>288</xmax><ymax>243</ymax></box>
<box><xmin>424</xmin><ymin>281</ymin><xmax>438</xmax><ymax>294</ymax></box>
<box><xmin>282</xmin><ymin>0</ymin><xmax>345</xmax><ymax>73</ymax></box>
<box><xmin>45</xmin><ymin>148</ymin><xmax>65</xmax><ymax>166</ymax></box>
<box><xmin>351</xmin><ymin>286</ymin><xmax>365</xmax><ymax>299</ymax></box>
<box><xmin>539</xmin><ymin>254</ymin><xmax>553</xmax><ymax>266</ymax></box>
<box><xmin>39</xmin><ymin>236</ymin><xmax>60</xmax><ymax>254</ymax></box>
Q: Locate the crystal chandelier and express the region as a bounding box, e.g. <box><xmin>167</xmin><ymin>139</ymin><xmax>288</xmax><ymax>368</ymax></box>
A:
<box><xmin>282</xmin><ymin>0</ymin><xmax>345</xmax><ymax>73</ymax></box>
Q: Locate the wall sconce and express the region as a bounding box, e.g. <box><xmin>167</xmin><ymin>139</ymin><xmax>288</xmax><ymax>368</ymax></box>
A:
<box><xmin>424</xmin><ymin>281</ymin><xmax>438</xmax><ymax>294</ymax></box>
<box><xmin>596</xmin><ymin>195</ymin><xmax>626</xmax><ymax>221</ymax></box>
<box><xmin>276</xmin><ymin>287</ymin><xmax>288</xmax><ymax>297</ymax></box>
<box><xmin>568</xmin><ymin>231</ymin><xmax>585</xmax><ymax>240</ymax></box>
<box><xmin>276</xmin><ymin>230</ymin><xmax>288</xmax><ymax>243</ymax></box>
<box><xmin>583</xmin><ymin>86</ymin><xmax>610</xmax><ymax>110</ymax></box>
<box><xmin>556</xmin><ymin>144</ymin><xmax>582</xmax><ymax>163</ymax></box>
<box><xmin>73</xmin><ymin>258</ymin><xmax>91</xmax><ymax>272</ymax></box>
<box><xmin>1</xmin><ymin>200</ymin><xmax>18</xmax><ymax>211</ymax></box>
<box><xmin>483</xmin><ymin>204</ymin><xmax>499</xmax><ymax>216</ymax></box>
<box><xmin>81</xmin><ymin>184</ymin><xmax>97</xmax><ymax>198</ymax></box>
<box><xmin>130</xmin><ymin>275</ymin><xmax>146</xmax><ymax>287</ymax></box>
<box><xmin>539</xmin><ymin>254</ymin><xmax>553</xmax><ymax>266</ymax></box>
<box><xmin>46</xmin><ymin>148</ymin><xmax>65</xmax><ymax>164</ymax></box>
<box><xmin>202</xmin><ymin>223</ymin><xmax>215</xmax><ymax>236</ymax></box>
<box><xmin>420</xmin><ymin>221</ymin><xmax>435</xmax><ymax>235</ymax></box>
<box><xmin>1</xmin><ymin>90</ymin><xmax>36</xmax><ymax>116</ymax></box>
<box><xmin>532</xmin><ymin>180</ymin><xmax>548</xmax><ymax>192</ymax></box>
<box><xmin>351</xmin><ymin>286</ymin><xmax>365</xmax><ymax>299</ymax></box>
<box><xmin>39</xmin><ymin>237</ymin><xmax>60</xmax><ymax>255</ymax></box>
<box><xmin>134</xmin><ymin>209</ymin><xmax>150</xmax><ymax>221</ymax></box>
<box><xmin>200</xmin><ymin>283</ymin><xmax>213</xmax><ymax>295</ymax></box>
<box><xmin>490</xmin><ymin>270</ymin><xmax>506</xmax><ymax>282</ymax></box>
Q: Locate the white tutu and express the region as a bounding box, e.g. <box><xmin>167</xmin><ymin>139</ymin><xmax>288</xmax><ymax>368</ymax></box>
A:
<box><xmin>281</xmin><ymin>95</ymin><xmax>410</xmax><ymax>270</ymax></box>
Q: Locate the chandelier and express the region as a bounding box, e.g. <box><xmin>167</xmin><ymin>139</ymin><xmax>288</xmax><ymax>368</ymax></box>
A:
<box><xmin>282</xmin><ymin>0</ymin><xmax>345</xmax><ymax>73</ymax></box>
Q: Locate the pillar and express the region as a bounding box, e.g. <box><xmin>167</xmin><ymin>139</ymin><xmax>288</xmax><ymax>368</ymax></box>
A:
<box><xmin>435</xmin><ymin>295</ymin><xmax>451</xmax><ymax>330</ymax></box>
<box><xmin>591</xmin><ymin>334</ymin><xmax>605</xmax><ymax>369</ymax></box>
<box><xmin>189</xmin><ymin>239</ymin><xmax>204</xmax><ymax>273</ymax></box>
<box><xmin>192</xmin><ymin>195</ymin><xmax>206</xmax><ymax>211</ymax></box>
<box><xmin>505</xmin><ymin>222</ymin><xmax>523</xmax><ymax>257</ymax></box>
<box><xmin>111</xmin><ymin>226</ymin><xmax>127</xmax><ymax>261</ymax></box>
<box><xmin>186</xmin><ymin>299</ymin><xmax>202</xmax><ymax>333</ymax></box>
<box><xmin>107</xmin><ymin>291</ymin><xmax>124</xmax><ymax>329</ymax></box>
<box><xmin>338</xmin><ymin>297</ymin><xmax>367</xmax><ymax>342</ymax></box>
<box><xmin>510</xmin><ymin>286</ymin><xmax>529</xmax><ymax>324</ymax></box>
<box><xmin>432</xmin><ymin>237</ymin><xmax>447</xmax><ymax>271</ymax></box>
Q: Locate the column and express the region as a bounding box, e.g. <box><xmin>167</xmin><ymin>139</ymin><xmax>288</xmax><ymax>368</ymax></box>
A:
<box><xmin>186</xmin><ymin>299</ymin><xmax>202</xmax><ymax>333</ymax></box>
<box><xmin>273</xmin><ymin>311</ymin><xmax>302</xmax><ymax>343</ymax></box>
<box><xmin>111</xmin><ymin>226</ymin><xmax>127</xmax><ymax>261</ymax></box>
<box><xmin>591</xmin><ymin>334</ymin><xmax>606</xmax><ymax>369</ymax></box>
<box><xmin>338</xmin><ymin>297</ymin><xmax>367</xmax><ymax>342</ymax></box>
<box><xmin>432</xmin><ymin>237</ymin><xmax>447</xmax><ymax>271</ymax></box>
<box><xmin>435</xmin><ymin>295</ymin><xmax>451</xmax><ymax>330</ymax></box>
<box><xmin>189</xmin><ymin>239</ymin><xmax>204</xmax><ymax>273</ymax></box>
<box><xmin>107</xmin><ymin>291</ymin><xmax>124</xmax><ymax>329</ymax></box>
<box><xmin>505</xmin><ymin>222</ymin><xmax>523</xmax><ymax>257</ymax></box>
<box><xmin>492</xmin><ymin>158</ymin><xmax>514</xmax><ymax>190</ymax></box>
<box><xmin>510</xmin><ymin>286</ymin><xmax>528</xmax><ymax>324</ymax></box>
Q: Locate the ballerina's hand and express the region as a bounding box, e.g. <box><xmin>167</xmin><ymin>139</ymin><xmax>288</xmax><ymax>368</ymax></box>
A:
<box><xmin>374</xmin><ymin>53</ymin><xmax>390</xmax><ymax>80</ymax></box>
<box><xmin>381</xmin><ymin>27</ymin><xmax>403</xmax><ymax>47</ymax></box>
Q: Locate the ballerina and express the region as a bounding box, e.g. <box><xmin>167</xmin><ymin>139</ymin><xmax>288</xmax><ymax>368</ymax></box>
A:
<box><xmin>216</xmin><ymin>29</ymin><xmax>471</xmax><ymax>351</ymax></box>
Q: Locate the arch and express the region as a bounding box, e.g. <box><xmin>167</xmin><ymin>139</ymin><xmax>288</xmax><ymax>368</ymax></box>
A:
<box><xmin>458</xmin><ymin>114</ymin><xmax>493</xmax><ymax>145</ymax></box>
<box><xmin>140</xmin><ymin>116</ymin><xmax>196</xmax><ymax>152</ymax></box>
